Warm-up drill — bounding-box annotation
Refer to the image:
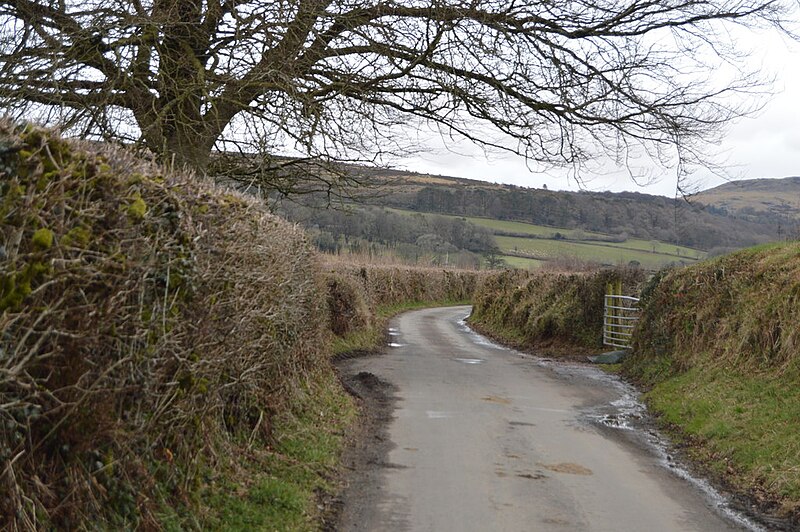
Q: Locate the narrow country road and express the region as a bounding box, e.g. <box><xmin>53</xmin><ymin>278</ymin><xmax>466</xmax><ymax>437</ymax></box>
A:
<box><xmin>336</xmin><ymin>306</ymin><xmax>754</xmax><ymax>532</ymax></box>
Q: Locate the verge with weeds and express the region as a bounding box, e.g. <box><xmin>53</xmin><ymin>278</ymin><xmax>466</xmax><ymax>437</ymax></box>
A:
<box><xmin>625</xmin><ymin>242</ymin><xmax>800</xmax><ymax>519</ymax></box>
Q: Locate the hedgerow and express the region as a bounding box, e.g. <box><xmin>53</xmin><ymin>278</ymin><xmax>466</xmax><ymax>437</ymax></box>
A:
<box><xmin>0</xmin><ymin>122</ymin><xmax>328</xmax><ymax>528</ymax></box>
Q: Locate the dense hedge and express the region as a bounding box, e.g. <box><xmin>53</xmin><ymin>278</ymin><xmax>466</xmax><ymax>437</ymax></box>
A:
<box><xmin>0</xmin><ymin>122</ymin><xmax>488</xmax><ymax>529</ymax></box>
<box><xmin>628</xmin><ymin>242</ymin><xmax>800</xmax><ymax>382</ymax></box>
<box><xmin>0</xmin><ymin>123</ymin><xmax>328</xmax><ymax>528</ymax></box>
<box><xmin>324</xmin><ymin>263</ymin><xmax>481</xmax><ymax>337</ymax></box>
<box><xmin>623</xmin><ymin>243</ymin><xmax>800</xmax><ymax>518</ymax></box>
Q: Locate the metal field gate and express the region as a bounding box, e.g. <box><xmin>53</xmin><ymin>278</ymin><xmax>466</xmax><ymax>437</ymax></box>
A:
<box><xmin>603</xmin><ymin>281</ymin><xmax>640</xmax><ymax>349</ymax></box>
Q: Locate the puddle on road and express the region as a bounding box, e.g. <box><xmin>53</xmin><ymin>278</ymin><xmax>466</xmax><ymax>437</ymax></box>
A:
<box><xmin>457</xmin><ymin>315</ymin><xmax>511</xmax><ymax>351</ymax></box>
<box><xmin>454</xmin><ymin>357</ymin><xmax>484</xmax><ymax>365</ymax></box>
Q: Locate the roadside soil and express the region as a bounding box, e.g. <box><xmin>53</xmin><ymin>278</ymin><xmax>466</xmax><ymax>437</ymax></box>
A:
<box><xmin>322</xmin><ymin>355</ymin><xmax>398</xmax><ymax>531</ymax></box>
<box><xmin>466</xmin><ymin>319</ymin><xmax>602</xmax><ymax>363</ymax></box>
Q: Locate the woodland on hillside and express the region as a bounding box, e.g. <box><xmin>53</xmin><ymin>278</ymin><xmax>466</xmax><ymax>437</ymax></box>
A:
<box><xmin>356</xmin><ymin>182</ymin><xmax>780</xmax><ymax>251</ymax></box>
<box><xmin>280</xmin><ymin>202</ymin><xmax>495</xmax><ymax>268</ymax></box>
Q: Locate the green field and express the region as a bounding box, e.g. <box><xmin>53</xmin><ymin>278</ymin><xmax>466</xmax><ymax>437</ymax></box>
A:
<box><xmin>455</xmin><ymin>215</ymin><xmax>704</xmax><ymax>259</ymax></box>
<box><xmin>386</xmin><ymin>207</ymin><xmax>705</xmax><ymax>269</ymax></box>
<box><xmin>501</xmin><ymin>255</ymin><xmax>546</xmax><ymax>270</ymax></box>
<box><xmin>496</xmin><ymin>236</ymin><xmax>692</xmax><ymax>269</ymax></box>
<box><xmin>454</xmin><ymin>217</ymin><xmax>588</xmax><ymax>238</ymax></box>
<box><xmin>599</xmin><ymin>238</ymin><xmax>704</xmax><ymax>259</ymax></box>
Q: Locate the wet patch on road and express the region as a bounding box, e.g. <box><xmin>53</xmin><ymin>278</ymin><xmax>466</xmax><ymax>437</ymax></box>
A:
<box><xmin>462</xmin><ymin>318</ymin><xmax>771</xmax><ymax>532</ymax></box>
<box><xmin>517</xmin><ymin>472</ymin><xmax>547</xmax><ymax>480</ymax></box>
<box><xmin>370</xmin><ymin>460</ymin><xmax>409</xmax><ymax>470</ymax></box>
<box><xmin>454</xmin><ymin>357</ymin><xmax>484</xmax><ymax>364</ymax></box>
<box><xmin>457</xmin><ymin>315</ymin><xmax>510</xmax><ymax>351</ymax></box>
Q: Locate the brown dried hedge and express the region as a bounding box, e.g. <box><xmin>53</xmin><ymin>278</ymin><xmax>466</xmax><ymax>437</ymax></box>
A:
<box><xmin>0</xmin><ymin>123</ymin><xmax>328</xmax><ymax>529</ymax></box>
<box><xmin>325</xmin><ymin>263</ymin><xmax>481</xmax><ymax>335</ymax></box>
<box><xmin>628</xmin><ymin>242</ymin><xmax>800</xmax><ymax>383</ymax></box>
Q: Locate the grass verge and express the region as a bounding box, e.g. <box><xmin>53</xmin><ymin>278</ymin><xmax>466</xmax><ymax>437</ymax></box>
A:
<box><xmin>643</xmin><ymin>367</ymin><xmax>800</xmax><ymax>515</ymax></box>
<box><xmin>624</xmin><ymin>242</ymin><xmax>800</xmax><ymax>520</ymax></box>
<box><xmin>197</xmin><ymin>370</ymin><xmax>357</xmax><ymax>531</ymax></box>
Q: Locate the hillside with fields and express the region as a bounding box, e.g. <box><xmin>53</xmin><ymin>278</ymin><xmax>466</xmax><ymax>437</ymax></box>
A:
<box><xmin>693</xmin><ymin>176</ymin><xmax>800</xmax><ymax>228</ymax></box>
<box><xmin>277</xmin><ymin>167</ymin><xmax>792</xmax><ymax>270</ymax></box>
<box><xmin>332</xmin><ymin>167</ymin><xmax>780</xmax><ymax>251</ymax></box>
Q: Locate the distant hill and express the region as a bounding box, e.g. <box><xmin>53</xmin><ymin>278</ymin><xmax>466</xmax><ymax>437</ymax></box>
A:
<box><xmin>344</xmin><ymin>168</ymin><xmax>780</xmax><ymax>251</ymax></box>
<box><xmin>693</xmin><ymin>176</ymin><xmax>800</xmax><ymax>227</ymax></box>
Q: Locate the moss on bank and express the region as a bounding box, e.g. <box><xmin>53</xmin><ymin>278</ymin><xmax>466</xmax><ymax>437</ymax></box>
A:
<box><xmin>0</xmin><ymin>122</ymin><xmax>351</xmax><ymax>529</ymax></box>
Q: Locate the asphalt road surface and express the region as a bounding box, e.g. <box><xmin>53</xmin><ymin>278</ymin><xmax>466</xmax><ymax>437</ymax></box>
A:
<box><xmin>336</xmin><ymin>306</ymin><xmax>753</xmax><ymax>532</ymax></box>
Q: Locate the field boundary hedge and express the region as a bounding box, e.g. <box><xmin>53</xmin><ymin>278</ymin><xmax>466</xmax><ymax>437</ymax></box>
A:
<box><xmin>469</xmin><ymin>267</ymin><xmax>644</xmax><ymax>356</ymax></box>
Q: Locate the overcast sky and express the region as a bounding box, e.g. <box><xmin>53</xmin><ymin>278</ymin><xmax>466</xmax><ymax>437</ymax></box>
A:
<box><xmin>396</xmin><ymin>26</ymin><xmax>800</xmax><ymax>198</ymax></box>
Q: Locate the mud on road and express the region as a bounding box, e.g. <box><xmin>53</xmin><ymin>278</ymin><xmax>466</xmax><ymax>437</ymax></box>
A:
<box><xmin>323</xmin><ymin>368</ymin><xmax>398</xmax><ymax>531</ymax></box>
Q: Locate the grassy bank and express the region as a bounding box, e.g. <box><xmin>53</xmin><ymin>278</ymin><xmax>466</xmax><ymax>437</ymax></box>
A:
<box><xmin>624</xmin><ymin>243</ymin><xmax>800</xmax><ymax>519</ymax></box>
<box><xmin>469</xmin><ymin>268</ymin><xmax>644</xmax><ymax>356</ymax></box>
<box><xmin>0</xmin><ymin>123</ymin><xmax>354</xmax><ymax>529</ymax></box>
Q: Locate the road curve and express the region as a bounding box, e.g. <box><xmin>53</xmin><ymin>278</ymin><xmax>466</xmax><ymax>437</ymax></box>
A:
<box><xmin>336</xmin><ymin>306</ymin><xmax>748</xmax><ymax>532</ymax></box>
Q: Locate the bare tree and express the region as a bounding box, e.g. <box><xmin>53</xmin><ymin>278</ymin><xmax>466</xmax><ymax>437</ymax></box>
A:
<box><xmin>0</xmin><ymin>0</ymin><xmax>796</xmax><ymax>189</ymax></box>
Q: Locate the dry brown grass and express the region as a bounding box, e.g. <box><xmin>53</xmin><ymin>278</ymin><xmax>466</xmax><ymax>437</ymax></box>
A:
<box><xmin>323</xmin><ymin>249</ymin><xmax>482</xmax><ymax>270</ymax></box>
<box><xmin>630</xmin><ymin>242</ymin><xmax>800</xmax><ymax>379</ymax></box>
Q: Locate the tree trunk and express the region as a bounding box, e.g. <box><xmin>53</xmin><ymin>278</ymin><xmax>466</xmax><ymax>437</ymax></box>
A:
<box><xmin>162</xmin><ymin>128</ymin><xmax>215</xmax><ymax>174</ymax></box>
